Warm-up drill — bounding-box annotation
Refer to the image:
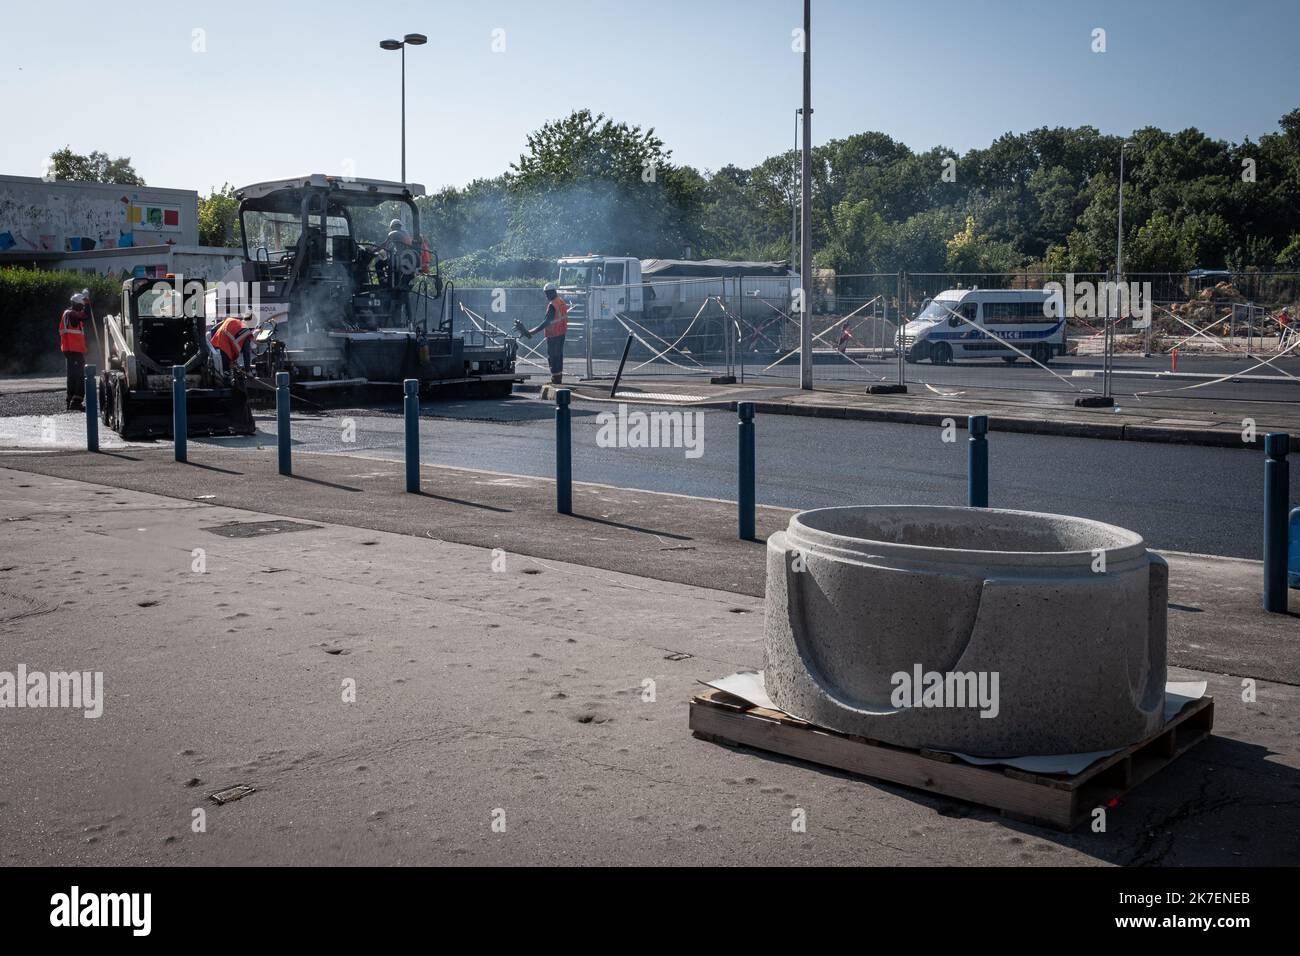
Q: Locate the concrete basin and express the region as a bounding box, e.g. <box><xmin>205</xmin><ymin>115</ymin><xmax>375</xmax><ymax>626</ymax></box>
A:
<box><xmin>763</xmin><ymin>505</ymin><xmax>1167</xmax><ymax>756</ymax></box>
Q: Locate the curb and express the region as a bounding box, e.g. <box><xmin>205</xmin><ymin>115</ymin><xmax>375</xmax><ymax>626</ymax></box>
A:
<box><xmin>536</xmin><ymin>384</ymin><xmax>1295</xmax><ymax>452</ymax></box>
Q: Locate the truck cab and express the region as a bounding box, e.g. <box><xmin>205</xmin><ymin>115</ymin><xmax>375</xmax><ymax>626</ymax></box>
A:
<box><xmin>556</xmin><ymin>255</ymin><xmax>645</xmax><ymax>326</ymax></box>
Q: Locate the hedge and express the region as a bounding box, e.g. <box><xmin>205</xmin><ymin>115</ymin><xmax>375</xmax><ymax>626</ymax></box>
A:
<box><xmin>0</xmin><ymin>267</ymin><xmax>121</xmax><ymax>374</ymax></box>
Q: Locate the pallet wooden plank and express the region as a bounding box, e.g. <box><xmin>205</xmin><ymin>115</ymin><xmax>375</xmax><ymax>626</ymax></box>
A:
<box><xmin>689</xmin><ymin>694</ymin><xmax>1214</xmax><ymax>832</ymax></box>
<box><xmin>689</xmin><ymin>698</ymin><xmax>1077</xmax><ymax>828</ymax></box>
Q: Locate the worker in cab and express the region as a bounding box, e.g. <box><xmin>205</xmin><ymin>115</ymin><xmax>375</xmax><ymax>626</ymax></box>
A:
<box><xmin>210</xmin><ymin>315</ymin><xmax>258</xmax><ymax>382</ymax></box>
<box><xmin>386</xmin><ymin>218</ymin><xmax>412</xmax><ymax>248</ymax></box>
<box><xmin>376</xmin><ymin>218</ymin><xmax>412</xmax><ymax>283</ymax></box>
<box><xmin>58</xmin><ymin>291</ymin><xmax>90</xmax><ymax>411</ymax></box>
<box><xmin>523</xmin><ymin>282</ymin><xmax>569</xmax><ymax>385</ymax></box>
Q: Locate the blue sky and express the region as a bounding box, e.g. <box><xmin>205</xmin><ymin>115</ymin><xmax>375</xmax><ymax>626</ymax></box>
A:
<box><xmin>1</xmin><ymin>0</ymin><xmax>1296</xmax><ymax>193</ymax></box>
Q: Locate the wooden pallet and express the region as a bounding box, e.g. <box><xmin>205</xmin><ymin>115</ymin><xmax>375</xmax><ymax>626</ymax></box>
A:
<box><xmin>689</xmin><ymin>688</ymin><xmax>1215</xmax><ymax>830</ymax></box>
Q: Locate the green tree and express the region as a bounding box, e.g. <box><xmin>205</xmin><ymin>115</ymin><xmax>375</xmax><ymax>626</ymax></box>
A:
<box><xmin>197</xmin><ymin>184</ymin><xmax>241</xmax><ymax>248</ymax></box>
<box><xmin>1128</xmin><ymin>212</ymin><xmax>1186</xmax><ymax>272</ymax></box>
<box><xmin>506</xmin><ymin>110</ymin><xmax>701</xmax><ymax>258</ymax></box>
<box><xmin>48</xmin><ymin>147</ymin><xmax>144</xmax><ymax>184</ymax></box>
<box><xmin>1277</xmin><ymin>233</ymin><xmax>1300</xmax><ymax>271</ymax></box>
<box><xmin>945</xmin><ymin>216</ymin><xmax>1022</xmax><ymax>273</ymax></box>
<box><xmin>417</xmin><ymin>175</ymin><xmax>510</xmax><ymax>260</ymax></box>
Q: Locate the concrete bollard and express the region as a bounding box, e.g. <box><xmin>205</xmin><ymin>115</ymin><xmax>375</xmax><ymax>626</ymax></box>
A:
<box><xmin>83</xmin><ymin>364</ymin><xmax>98</xmax><ymax>453</ymax></box>
<box><xmin>555</xmin><ymin>388</ymin><xmax>572</xmax><ymax>514</ymax></box>
<box><xmin>1263</xmin><ymin>433</ymin><xmax>1289</xmax><ymax>613</ymax></box>
<box><xmin>968</xmin><ymin>415</ymin><xmax>989</xmax><ymax>508</ymax></box>
<box><xmin>276</xmin><ymin>371</ymin><xmax>291</xmax><ymax>476</ymax></box>
<box><xmin>738</xmin><ymin>402</ymin><xmax>756</xmax><ymax>540</ymax></box>
<box><xmin>172</xmin><ymin>365</ymin><xmax>187</xmax><ymax>463</ymax></box>
<box><xmin>404</xmin><ymin>379</ymin><xmax>420</xmax><ymax>493</ymax></box>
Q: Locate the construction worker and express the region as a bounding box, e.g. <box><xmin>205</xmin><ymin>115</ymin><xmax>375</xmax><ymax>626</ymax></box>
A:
<box><xmin>525</xmin><ymin>283</ymin><xmax>569</xmax><ymax>384</ymax></box>
<box><xmin>386</xmin><ymin>218</ymin><xmax>412</xmax><ymax>248</ymax></box>
<box><xmin>58</xmin><ymin>292</ymin><xmax>90</xmax><ymax>411</ymax></box>
<box><xmin>1279</xmin><ymin>307</ymin><xmax>1290</xmax><ymax>344</ymax></box>
<box><xmin>210</xmin><ymin>315</ymin><xmax>258</xmax><ymax>383</ymax></box>
<box><xmin>376</xmin><ymin>219</ymin><xmax>413</xmax><ymax>284</ymax></box>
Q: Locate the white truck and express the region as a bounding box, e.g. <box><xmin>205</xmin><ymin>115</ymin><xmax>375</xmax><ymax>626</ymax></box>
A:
<box><xmin>555</xmin><ymin>254</ymin><xmax>798</xmax><ymax>350</ymax></box>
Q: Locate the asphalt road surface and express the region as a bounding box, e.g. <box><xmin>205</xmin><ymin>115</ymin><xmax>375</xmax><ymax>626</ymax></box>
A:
<box><xmin>245</xmin><ymin>393</ymin><xmax>1279</xmax><ymax>559</ymax></box>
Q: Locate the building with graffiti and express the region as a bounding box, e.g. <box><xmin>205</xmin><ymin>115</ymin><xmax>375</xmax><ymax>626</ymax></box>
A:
<box><xmin>0</xmin><ymin>174</ymin><xmax>241</xmax><ymax>280</ymax></box>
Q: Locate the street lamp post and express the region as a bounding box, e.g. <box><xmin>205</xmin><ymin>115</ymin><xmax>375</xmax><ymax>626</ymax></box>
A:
<box><xmin>379</xmin><ymin>33</ymin><xmax>427</xmax><ymax>185</ymax></box>
<box><xmin>1105</xmin><ymin>140</ymin><xmax>1133</xmax><ymax>396</ymax></box>
<box><xmin>791</xmin><ymin>108</ymin><xmax>800</xmax><ymax>270</ymax></box>
<box><xmin>1116</xmin><ymin>142</ymin><xmax>1129</xmax><ymax>283</ymax></box>
<box><xmin>799</xmin><ymin>0</ymin><xmax>813</xmax><ymax>390</ymax></box>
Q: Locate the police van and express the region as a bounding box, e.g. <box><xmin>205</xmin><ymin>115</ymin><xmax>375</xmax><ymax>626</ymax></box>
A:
<box><xmin>896</xmin><ymin>288</ymin><xmax>1067</xmax><ymax>365</ymax></box>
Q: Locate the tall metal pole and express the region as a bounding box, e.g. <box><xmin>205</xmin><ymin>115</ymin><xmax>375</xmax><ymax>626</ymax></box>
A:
<box><xmin>791</xmin><ymin>109</ymin><xmax>799</xmax><ymax>269</ymax></box>
<box><xmin>1116</xmin><ymin>145</ymin><xmax>1126</xmax><ymax>285</ymax></box>
<box><xmin>383</xmin><ymin>35</ymin><xmax>424</xmax><ymax>183</ymax></box>
<box><xmin>799</xmin><ymin>0</ymin><xmax>813</xmax><ymax>390</ymax></box>
<box><xmin>400</xmin><ymin>43</ymin><xmax>406</xmax><ymax>185</ymax></box>
<box><xmin>1103</xmin><ymin>269</ymin><xmax>1113</xmax><ymax>400</ymax></box>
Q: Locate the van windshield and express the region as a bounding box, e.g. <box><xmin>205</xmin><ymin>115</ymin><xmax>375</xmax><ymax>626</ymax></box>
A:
<box><xmin>918</xmin><ymin>299</ymin><xmax>961</xmax><ymax>320</ymax></box>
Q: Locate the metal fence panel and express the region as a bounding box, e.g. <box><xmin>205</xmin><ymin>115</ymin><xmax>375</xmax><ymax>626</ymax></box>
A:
<box><xmin>449</xmin><ymin>271</ymin><xmax>1299</xmax><ymax>399</ymax></box>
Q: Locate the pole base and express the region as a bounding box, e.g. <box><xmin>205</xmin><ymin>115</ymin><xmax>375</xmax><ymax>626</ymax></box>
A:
<box><xmin>710</xmin><ymin>375</ymin><xmax>737</xmax><ymax>385</ymax></box>
<box><xmin>866</xmin><ymin>384</ymin><xmax>908</xmax><ymax>395</ymax></box>
<box><xmin>1074</xmin><ymin>395</ymin><xmax>1115</xmax><ymax>408</ymax></box>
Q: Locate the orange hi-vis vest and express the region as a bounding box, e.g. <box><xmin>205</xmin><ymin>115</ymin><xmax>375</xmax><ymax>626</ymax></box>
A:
<box><xmin>546</xmin><ymin>296</ymin><xmax>569</xmax><ymax>338</ymax></box>
<box><xmin>212</xmin><ymin>317</ymin><xmax>250</xmax><ymax>362</ymax></box>
<box><xmin>59</xmin><ymin>309</ymin><xmax>88</xmax><ymax>354</ymax></box>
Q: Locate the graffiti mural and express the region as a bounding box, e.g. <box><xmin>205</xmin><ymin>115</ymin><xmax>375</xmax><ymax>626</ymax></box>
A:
<box><xmin>0</xmin><ymin>176</ymin><xmax>197</xmax><ymax>256</ymax></box>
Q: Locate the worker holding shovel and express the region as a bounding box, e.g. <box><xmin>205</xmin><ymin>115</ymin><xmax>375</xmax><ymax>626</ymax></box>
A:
<box><xmin>515</xmin><ymin>282</ymin><xmax>570</xmax><ymax>384</ymax></box>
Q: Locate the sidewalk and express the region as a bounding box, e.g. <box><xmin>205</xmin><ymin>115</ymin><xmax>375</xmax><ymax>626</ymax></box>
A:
<box><xmin>540</xmin><ymin>379</ymin><xmax>1300</xmax><ymax>451</ymax></box>
<box><xmin>2</xmin><ymin>445</ymin><xmax>1297</xmax><ymax>683</ymax></box>
<box><xmin>1</xmin><ymin>463</ymin><xmax>1298</xmax><ymax>866</ymax></box>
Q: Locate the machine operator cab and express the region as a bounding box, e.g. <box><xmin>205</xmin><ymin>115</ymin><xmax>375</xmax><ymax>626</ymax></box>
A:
<box><xmin>230</xmin><ymin>175</ymin><xmax>440</xmax><ymax>334</ymax></box>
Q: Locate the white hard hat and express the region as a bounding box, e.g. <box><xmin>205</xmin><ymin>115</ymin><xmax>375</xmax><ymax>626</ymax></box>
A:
<box><xmin>543</xmin><ymin>282</ymin><xmax>557</xmax><ymax>293</ymax></box>
<box><xmin>390</xmin><ymin>219</ymin><xmax>404</xmax><ymax>231</ymax></box>
<box><xmin>70</xmin><ymin>292</ymin><xmax>88</xmax><ymax>306</ymax></box>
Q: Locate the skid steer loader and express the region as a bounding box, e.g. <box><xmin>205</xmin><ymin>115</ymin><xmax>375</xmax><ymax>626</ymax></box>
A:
<box><xmin>98</xmin><ymin>276</ymin><xmax>255</xmax><ymax>440</ymax></box>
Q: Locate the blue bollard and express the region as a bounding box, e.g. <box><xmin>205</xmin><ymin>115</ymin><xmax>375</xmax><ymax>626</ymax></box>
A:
<box><xmin>738</xmin><ymin>402</ymin><xmax>755</xmax><ymax>540</ymax></box>
<box><xmin>83</xmin><ymin>364</ymin><xmax>98</xmax><ymax>453</ymax></box>
<box><xmin>1288</xmin><ymin>507</ymin><xmax>1299</xmax><ymax>591</ymax></box>
<box><xmin>555</xmin><ymin>388</ymin><xmax>572</xmax><ymax>514</ymax></box>
<box><xmin>404</xmin><ymin>378</ymin><xmax>420</xmax><ymax>493</ymax></box>
<box><xmin>276</xmin><ymin>371</ymin><xmax>291</xmax><ymax>476</ymax></box>
<box><xmin>1263</xmin><ymin>433</ymin><xmax>1289</xmax><ymax>612</ymax></box>
<box><xmin>172</xmin><ymin>365</ymin><xmax>187</xmax><ymax>463</ymax></box>
<box><xmin>968</xmin><ymin>415</ymin><xmax>989</xmax><ymax>508</ymax></box>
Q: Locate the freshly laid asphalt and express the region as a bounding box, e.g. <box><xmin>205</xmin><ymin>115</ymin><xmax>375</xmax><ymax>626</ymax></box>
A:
<box><xmin>257</xmin><ymin>394</ymin><xmax>1279</xmax><ymax>559</ymax></box>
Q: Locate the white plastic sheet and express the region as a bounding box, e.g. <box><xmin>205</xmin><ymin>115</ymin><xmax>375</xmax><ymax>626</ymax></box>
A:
<box><xmin>702</xmin><ymin>672</ymin><xmax>1207</xmax><ymax>776</ymax></box>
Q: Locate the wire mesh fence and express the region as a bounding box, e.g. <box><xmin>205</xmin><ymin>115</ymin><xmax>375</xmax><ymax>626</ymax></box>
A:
<box><xmin>451</xmin><ymin>271</ymin><xmax>1300</xmax><ymax>400</ymax></box>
